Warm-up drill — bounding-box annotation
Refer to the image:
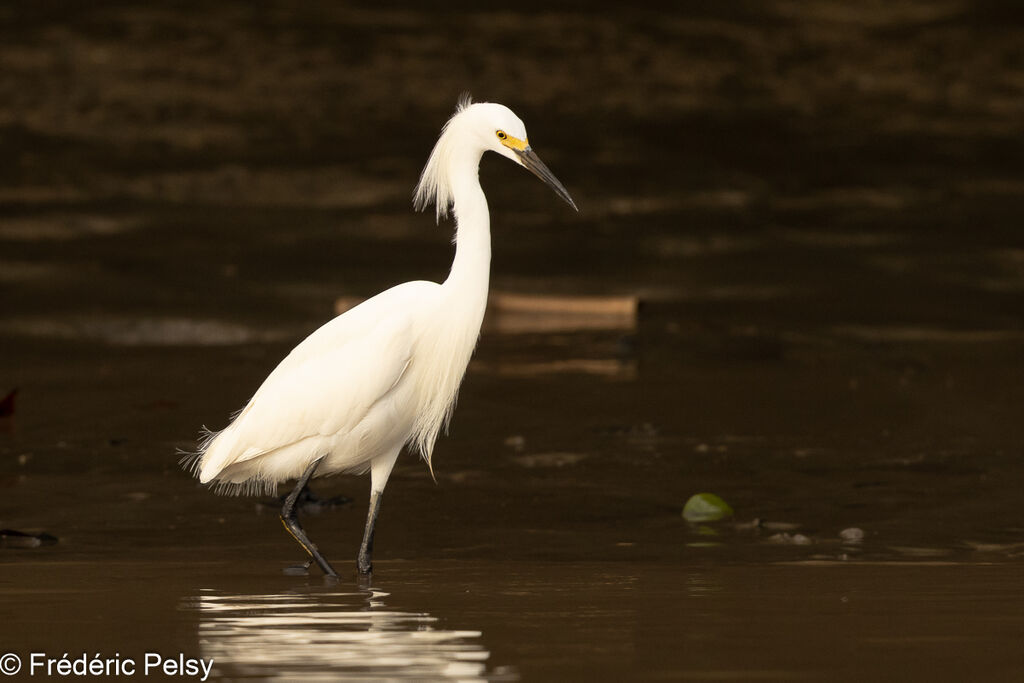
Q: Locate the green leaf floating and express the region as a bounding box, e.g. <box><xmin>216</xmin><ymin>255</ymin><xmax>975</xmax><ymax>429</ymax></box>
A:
<box><xmin>682</xmin><ymin>493</ymin><xmax>734</xmax><ymax>522</ymax></box>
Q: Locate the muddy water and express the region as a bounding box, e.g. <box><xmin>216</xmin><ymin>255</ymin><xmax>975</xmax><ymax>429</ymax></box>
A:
<box><xmin>2</xmin><ymin>1</ymin><xmax>1024</xmax><ymax>681</ymax></box>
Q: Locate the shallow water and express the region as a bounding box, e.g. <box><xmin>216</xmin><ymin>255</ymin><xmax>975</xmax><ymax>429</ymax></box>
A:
<box><xmin>2</xmin><ymin>1</ymin><xmax>1024</xmax><ymax>680</ymax></box>
<box><xmin>4</xmin><ymin>556</ymin><xmax>1023</xmax><ymax>681</ymax></box>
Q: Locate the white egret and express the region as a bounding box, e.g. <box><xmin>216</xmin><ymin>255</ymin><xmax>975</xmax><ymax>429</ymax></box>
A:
<box><xmin>185</xmin><ymin>95</ymin><xmax>576</xmax><ymax>576</ymax></box>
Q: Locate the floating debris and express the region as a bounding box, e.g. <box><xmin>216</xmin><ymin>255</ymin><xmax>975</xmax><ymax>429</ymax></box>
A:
<box><xmin>473</xmin><ymin>358</ymin><xmax>637</xmax><ymax>379</ymax></box>
<box><xmin>0</xmin><ymin>529</ymin><xmax>58</xmax><ymax>548</ymax></box>
<box><xmin>503</xmin><ymin>435</ymin><xmax>526</xmax><ymax>451</ymax></box>
<box><xmin>839</xmin><ymin>527</ymin><xmax>865</xmax><ymax>543</ymax></box>
<box><xmin>337</xmin><ymin>291</ymin><xmax>639</xmax><ymax>334</ymax></box>
<box><xmin>766</xmin><ymin>532</ymin><xmax>813</xmax><ymax>546</ymax></box>
<box><xmin>490</xmin><ymin>291</ymin><xmax>638</xmax><ymax>316</ymax></box>
<box><xmin>965</xmin><ymin>540</ymin><xmax>1024</xmax><ymax>553</ymax></box>
<box><xmin>734</xmin><ymin>518</ymin><xmax>801</xmax><ymax>532</ymax></box>
<box><xmin>485</xmin><ymin>292</ymin><xmax>638</xmax><ymax>334</ymax></box>
<box><xmin>682</xmin><ymin>493</ymin><xmax>733</xmax><ymax>522</ymax></box>
<box><xmin>511</xmin><ymin>452</ymin><xmax>587</xmax><ymax>468</ymax></box>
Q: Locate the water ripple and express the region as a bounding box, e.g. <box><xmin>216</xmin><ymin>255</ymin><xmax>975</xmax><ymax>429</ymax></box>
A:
<box><xmin>187</xmin><ymin>588</ymin><xmax>505</xmax><ymax>681</ymax></box>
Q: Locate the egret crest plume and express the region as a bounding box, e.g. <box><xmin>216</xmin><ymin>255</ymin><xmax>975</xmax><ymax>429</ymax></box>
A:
<box><xmin>413</xmin><ymin>92</ymin><xmax>477</xmax><ymax>222</ymax></box>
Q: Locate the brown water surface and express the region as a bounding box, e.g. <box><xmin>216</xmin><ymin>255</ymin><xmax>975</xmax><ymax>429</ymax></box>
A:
<box><xmin>2</xmin><ymin>1</ymin><xmax>1023</xmax><ymax>680</ymax></box>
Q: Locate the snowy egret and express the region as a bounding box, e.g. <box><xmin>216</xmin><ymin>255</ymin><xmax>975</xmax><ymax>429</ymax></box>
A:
<box><xmin>185</xmin><ymin>95</ymin><xmax>576</xmax><ymax>576</ymax></box>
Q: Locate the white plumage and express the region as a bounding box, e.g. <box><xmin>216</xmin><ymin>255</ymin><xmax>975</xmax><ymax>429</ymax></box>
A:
<box><xmin>197</xmin><ymin>280</ymin><xmax>457</xmax><ymax>494</ymax></box>
<box><xmin>187</xmin><ymin>95</ymin><xmax>576</xmax><ymax>576</ymax></box>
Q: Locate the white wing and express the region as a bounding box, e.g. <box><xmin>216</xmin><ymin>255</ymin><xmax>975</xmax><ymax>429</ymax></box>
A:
<box><xmin>198</xmin><ymin>280</ymin><xmax>439</xmax><ymax>483</ymax></box>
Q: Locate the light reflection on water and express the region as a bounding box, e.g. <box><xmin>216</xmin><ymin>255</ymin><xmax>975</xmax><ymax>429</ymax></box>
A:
<box><xmin>187</xmin><ymin>587</ymin><xmax>507</xmax><ymax>681</ymax></box>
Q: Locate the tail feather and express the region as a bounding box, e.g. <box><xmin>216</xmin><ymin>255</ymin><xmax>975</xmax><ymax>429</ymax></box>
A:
<box><xmin>181</xmin><ymin>422</ymin><xmax>307</xmax><ymax>497</ymax></box>
<box><xmin>179</xmin><ymin>424</ymin><xmax>249</xmax><ymax>493</ymax></box>
<box><xmin>196</xmin><ymin>426</ymin><xmax>239</xmax><ymax>484</ymax></box>
<box><xmin>177</xmin><ymin>425</ymin><xmax>219</xmax><ymax>474</ymax></box>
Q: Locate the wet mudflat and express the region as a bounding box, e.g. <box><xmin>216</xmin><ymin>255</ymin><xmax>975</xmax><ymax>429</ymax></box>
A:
<box><xmin>2</xmin><ymin>1</ymin><xmax>1024</xmax><ymax>680</ymax></box>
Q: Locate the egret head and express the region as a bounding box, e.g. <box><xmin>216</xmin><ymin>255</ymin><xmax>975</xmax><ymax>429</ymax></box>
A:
<box><xmin>414</xmin><ymin>95</ymin><xmax>577</xmax><ymax>222</ymax></box>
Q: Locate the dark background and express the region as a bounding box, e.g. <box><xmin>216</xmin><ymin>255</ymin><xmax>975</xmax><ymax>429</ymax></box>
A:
<box><xmin>1</xmin><ymin>2</ymin><xmax>1023</xmax><ymax>681</ymax></box>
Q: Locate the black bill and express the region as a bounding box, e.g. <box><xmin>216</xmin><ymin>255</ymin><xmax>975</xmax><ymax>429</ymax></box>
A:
<box><xmin>515</xmin><ymin>147</ymin><xmax>578</xmax><ymax>211</ymax></box>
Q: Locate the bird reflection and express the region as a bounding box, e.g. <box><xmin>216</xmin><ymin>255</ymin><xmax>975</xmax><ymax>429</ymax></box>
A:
<box><xmin>187</xmin><ymin>586</ymin><xmax>502</xmax><ymax>681</ymax></box>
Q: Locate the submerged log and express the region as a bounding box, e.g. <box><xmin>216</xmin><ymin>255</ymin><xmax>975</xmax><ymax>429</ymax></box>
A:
<box><xmin>335</xmin><ymin>292</ymin><xmax>639</xmax><ymax>334</ymax></box>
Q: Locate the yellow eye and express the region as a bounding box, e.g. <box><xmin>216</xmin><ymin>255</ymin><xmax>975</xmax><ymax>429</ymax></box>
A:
<box><xmin>496</xmin><ymin>130</ymin><xmax>508</xmax><ymax>140</ymax></box>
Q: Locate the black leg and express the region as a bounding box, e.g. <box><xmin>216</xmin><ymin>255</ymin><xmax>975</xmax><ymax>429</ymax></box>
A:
<box><xmin>280</xmin><ymin>457</ymin><xmax>338</xmax><ymax>578</ymax></box>
<box><xmin>356</xmin><ymin>490</ymin><xmax>383</xmax><ymax>575</ymax></box>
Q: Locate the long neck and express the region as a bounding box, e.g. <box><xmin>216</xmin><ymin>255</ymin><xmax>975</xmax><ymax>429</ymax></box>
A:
<box><xmin>443</xmin><ymin>149</ymin><xmax>492</xmax><ymax>300</ymax></box>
